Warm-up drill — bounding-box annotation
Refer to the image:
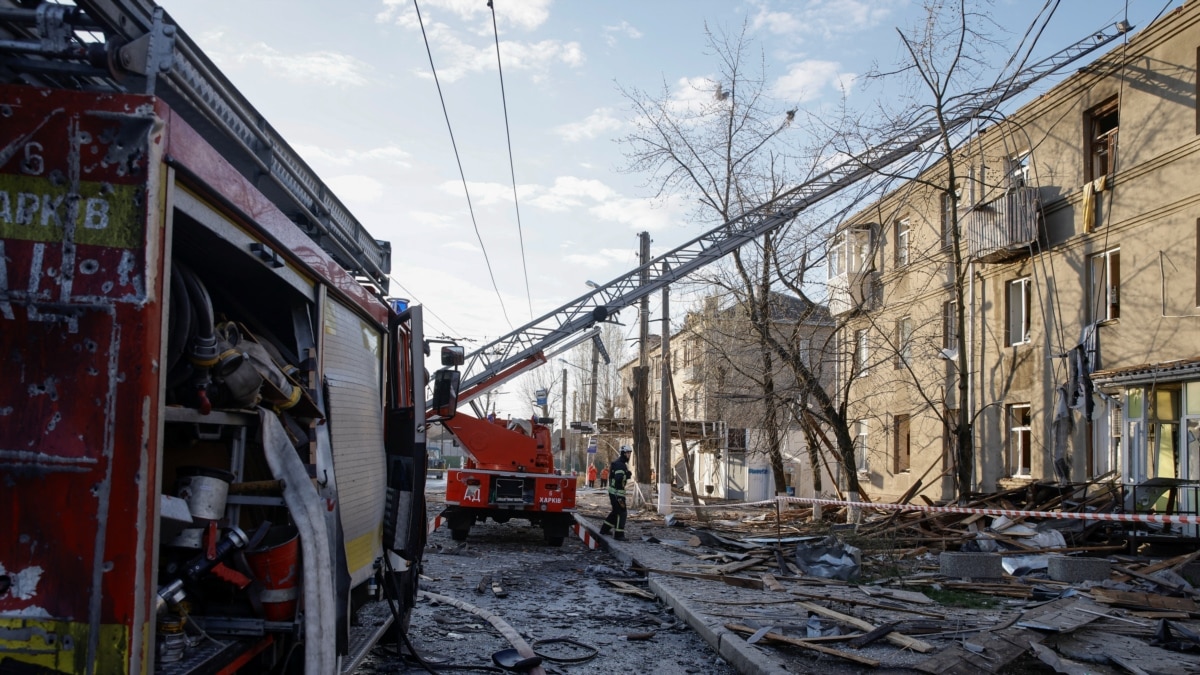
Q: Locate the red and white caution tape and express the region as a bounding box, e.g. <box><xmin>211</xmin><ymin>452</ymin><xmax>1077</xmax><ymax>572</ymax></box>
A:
<box><xmin>666</xmin><ymin>494</ymin><xmax>1200</xmax><ymax>526</ymax></box>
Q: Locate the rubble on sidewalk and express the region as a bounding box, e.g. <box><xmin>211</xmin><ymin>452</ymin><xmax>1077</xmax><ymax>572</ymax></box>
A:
<box><xmin>573</xmin><ymin>480</ymin><xmax>1200</xmax><ymax>673</ymax></box>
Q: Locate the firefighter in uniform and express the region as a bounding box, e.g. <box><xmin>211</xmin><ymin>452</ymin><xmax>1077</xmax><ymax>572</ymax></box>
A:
<box><xmin>600</xmin><ymin>446</ymin><xmax>631</xmax><ymax>540</ymax></box>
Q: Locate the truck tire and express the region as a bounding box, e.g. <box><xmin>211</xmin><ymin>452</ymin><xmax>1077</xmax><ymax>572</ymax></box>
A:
<box><xmin>450</xmin><ymin>527</ymin><xmax>470</xmax><ymax>542</ymax></box>
<box><xmin>544</xmin><ymin>533</ymin><xmax>565</xmax><ymax>547</ymax></box>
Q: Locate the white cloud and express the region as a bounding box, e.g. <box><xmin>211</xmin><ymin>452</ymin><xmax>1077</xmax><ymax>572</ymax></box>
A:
<box><xmin>602</xmin><ymin>20</ymin><xmax>643</xmax><ymax>47</ymax></box>
<box><xmin>294</xmin><ymin>143</ymin><xmax>411</xmax><ymax>168</ymax></box>
<box><xmin>553</xmin><ymin>108</ymin><xmax>623</xmax><ymax>142</ymax></box>
<box><xmin>377</xmin><ymin>0</ymin><xmax>577</xmax><ymax>82</ymax></box>
<box><xmin>773</xmin><ymin>60</ymin><xmax>855</xmax><ymax>102</ymax></box>
<box><xmin>528</xmin><ymin>176</ymin><xmax>617</xmax><ymax>211</ymax></box>
<box><xmin>236</xmin><ymin>43</ymin><xmax>372</xmax><ymax>87</ymax></box>
<box><xmin>442</xmin><ymin>240</ymin><xmax>483</xmax><ymax>253</ymax></box>
<box><xmin>326</xmin><ymin>175</ymin><xmax>385</xmax><ymax>205</ymax></box>
<box><xmin>563</xmin><ymin>247</ymin><xmax>635</xmax><ymax>270</ymax></box>
<box><xmin>750</xmin><ymin>0</ymin><xmax>898</xmax><ymax>39</ymax></box>
<box><xmin>588</xmin><ymin>194</ymin><xmax>689</xmax><ymax>233</ymax></box>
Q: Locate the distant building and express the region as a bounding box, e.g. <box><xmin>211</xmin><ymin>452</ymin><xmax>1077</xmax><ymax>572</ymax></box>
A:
<box><xmin>613</xmin><ymin>293</ymin><xmax>834</xmax><ymax>500</ymax></box>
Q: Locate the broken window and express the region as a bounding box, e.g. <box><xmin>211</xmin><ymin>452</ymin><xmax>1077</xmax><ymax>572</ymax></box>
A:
<box><xmin>940</xmin><ymin>184</ymin><xmax>963</xmax><ymax>249</ymax></box>
<box><xmin>1009</xmin><ymin>403</ymin><xmax>1032</xmax><ymax>477</ymax></box>
<box><xmin>1006</xmin><ymin>151</ymin><xmax>1031</xmax><ymax>188</ymax></box>
<box><xmin>894</xmin><ymin>218</ymin><xmax>910</xmax><ymax>267</ymax></box>
<box><xmin>1086</xmin><ymin>98</ymin><xmax>1119</xmax><ymax>181</ymax></box>
<box><xmin>1006</xmin><ymin>277</ymin><xmax>1032</xmax><ymax>346</ymax></box>
<box><xmin>728</xmin><ymin>427</ymin><xmax>747</xmax><ymax>452</ymax></box>
<box><xmin>1090</xmin><ymin>248</ymin><xmax>1120</xmax><ymax>323</ymax></box>
<box><xmin>894</xmin><ymin>413</ymin><xmax>911</xmax><ymax>473</ymax></box>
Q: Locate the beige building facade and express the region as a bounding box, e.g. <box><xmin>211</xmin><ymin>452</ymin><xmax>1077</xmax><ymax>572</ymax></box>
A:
<box><xmin>830</xmin><ymin>3</ymin><xmax>1200</xmax><ymax>505</ymax></box>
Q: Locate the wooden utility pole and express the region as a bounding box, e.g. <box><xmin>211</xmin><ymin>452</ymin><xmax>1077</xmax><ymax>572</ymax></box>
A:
<box><xmin>632</xmin><ymin>232</ymin><xmax>652</xmax><ymax>495</ymax></box>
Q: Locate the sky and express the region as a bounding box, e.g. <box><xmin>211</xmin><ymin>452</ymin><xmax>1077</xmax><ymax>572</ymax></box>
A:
<box><xmin>156</xmin><ymin>0</ymin><xmax>1173</xmax><ymax>415</ymax></box>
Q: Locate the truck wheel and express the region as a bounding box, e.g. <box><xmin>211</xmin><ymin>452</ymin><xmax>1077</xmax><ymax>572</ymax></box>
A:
<box><xmin>450</xmin><ymin>527</ymin><xmax>470</xmax><ymax>542</ymax></box>
<box><xmin>544</xmin><ymin>534</ymin><xmax>565</xmax><ymax>547</ymax></box>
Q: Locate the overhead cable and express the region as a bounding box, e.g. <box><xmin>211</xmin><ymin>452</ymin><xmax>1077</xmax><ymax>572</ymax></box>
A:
<box><xmin>488</xmin><ymin>0</ymin><xmax>535</xmax><ymax>321</ymax></box>
<box><xmin>412</xmin><ymin>0</ymin><xmax>513</xmax><ymax>330</ymax></box>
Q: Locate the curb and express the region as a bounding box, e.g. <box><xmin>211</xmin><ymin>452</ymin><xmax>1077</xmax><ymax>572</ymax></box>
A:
<box><xmin>572</xmin><ymin>514</ymin><xmax>785</xmax><ymax>675</ymax></box>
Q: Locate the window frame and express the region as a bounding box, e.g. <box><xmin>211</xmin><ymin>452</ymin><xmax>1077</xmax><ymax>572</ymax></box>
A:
<box><xmin>854</xmin><ymin>420</ymin><xmax>869</xmax><ymax>474</ymax></box>
<box><xmin>855</xmin><ymin>328</ymin><xmax>869</xmax><ymax>377</ymax></box>
<box><xmin>1008</xmin><ymin>403</ymin><xmax>1032</xmax><ymax>477</ymax></box>
<box><xmin>1086</xmin><ymin>97</ymin><xmax>1119</xmax><ymax>182</ymax></box>
<box><xmin>894</xmin><ymin>218</ymin><xmax>910</xmax><ymax>267</ymax></box>
<box><xmin>1090</xmin><ymin>248</ymin><xmax>1121</xmax><ymax>323</ymax></box>
<box><xmin>894</xmin><ymin>413</ymin><xmax>911</xmax><ymax>473</ymax></box>
<box><xmin>940</xmin><ymin>185</ymin><xmax>962</xmax><ymax>250</ymax></box>
<box><xmin>942</xmin><ymin>301</ymin><xmax>958</xmax><ymax>351</ymax></box>
<box><xmin>1006</xmin><ymin>277</ymin><xmax>1032</xmax><ymax>346</ymax></box>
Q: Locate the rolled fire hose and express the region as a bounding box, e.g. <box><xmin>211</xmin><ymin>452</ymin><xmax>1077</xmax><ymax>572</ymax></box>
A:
<box><xmin>418</xmin><ymin>591</ymin><xmax>546</xmax><ymax>675</ymax></box>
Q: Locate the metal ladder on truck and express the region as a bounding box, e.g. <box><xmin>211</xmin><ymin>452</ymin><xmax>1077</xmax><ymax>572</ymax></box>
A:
<box><xmin>450</xmin><ymin>21</ymin><xmax>1130</xmax><ymax>404</ymax></box>
<box><xmin>0</xmin><ymin>0</ymin><xmax>392</xmax><ymax>294</ymax></box>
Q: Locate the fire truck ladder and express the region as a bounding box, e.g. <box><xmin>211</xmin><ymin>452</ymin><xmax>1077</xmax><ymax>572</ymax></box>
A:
<box><xmin>455</xmin><ymin>21</ymin><xmax>1128</xmax><ymax>401</ymax></box>
<box><xmin>0</xmin><ymin>0</ymin><xmax>391</xmax><ymax>294</ymax></box>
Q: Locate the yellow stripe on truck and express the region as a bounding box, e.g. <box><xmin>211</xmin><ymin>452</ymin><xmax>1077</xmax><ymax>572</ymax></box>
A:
<box><xmin>0</xmin><ymin>617</ymin><xmax>132</xmax><ymax>674</ymax></box>
<box><xmin>0</xmin><ymin>175</ymin><xmax>145</xmax><ymax>249</ymax></box>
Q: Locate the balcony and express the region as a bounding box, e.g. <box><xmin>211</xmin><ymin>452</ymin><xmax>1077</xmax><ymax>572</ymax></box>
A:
<box><xmin>828</xmin><ymin>270</ymin><xmax>880</xmax><ymax>317</ymax></box>
<box><xmin>966</xmin><ymin>187</ymin><xmax>1040</xmax><ymax>263</ymax></box>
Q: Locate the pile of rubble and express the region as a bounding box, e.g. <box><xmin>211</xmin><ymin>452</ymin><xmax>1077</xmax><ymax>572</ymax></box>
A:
<box><xmin>575</xmin><ymin>481</ymin><xmax>1200</xmax><ymax>673</ymax></box>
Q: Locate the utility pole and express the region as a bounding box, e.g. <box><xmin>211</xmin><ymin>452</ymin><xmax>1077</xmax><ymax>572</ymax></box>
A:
<box><xmin>658</xmin><ymin>263</ymin><xmax>671</xmax><ymax>515</ymax></box>
<box><xmin>632</xmin><ymin>232</ymin><xmax>652</xmax><ymax>501</ymax></box>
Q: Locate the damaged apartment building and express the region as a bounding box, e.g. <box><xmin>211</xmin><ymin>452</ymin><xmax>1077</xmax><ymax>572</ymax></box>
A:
<box><xmin>611</xmin><ymin>293</ymin><xmax>834</xmax><ymax>501</ymax></box>
<box><xmin>827</xmin><ymin>1</ymin><xmax>1200</xmax><ymax>514</ymax></box>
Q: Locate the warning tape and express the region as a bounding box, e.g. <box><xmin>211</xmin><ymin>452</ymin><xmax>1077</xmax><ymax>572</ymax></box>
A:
<box><xmin>427</xmin><ymin>515</ymin><xmax>444</xmax><ymax>535</ymax></box>
<box><xmin>666</xmin><ymin>494</ymin><xmax>1200</xmax><ymax>526</ymax></box>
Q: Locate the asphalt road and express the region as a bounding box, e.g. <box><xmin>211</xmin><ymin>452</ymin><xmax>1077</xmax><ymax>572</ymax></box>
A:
<box><xmin>355</xmin><ymin>481</ymin><xmax>736</xmax><ymax>674</ymax></box>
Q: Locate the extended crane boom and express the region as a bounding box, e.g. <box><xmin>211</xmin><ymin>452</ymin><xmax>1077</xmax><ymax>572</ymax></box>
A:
<box><xmin>455</xmin><ymin>21</ymin><xmax>1127</xmax><ymax>398</ymax></box>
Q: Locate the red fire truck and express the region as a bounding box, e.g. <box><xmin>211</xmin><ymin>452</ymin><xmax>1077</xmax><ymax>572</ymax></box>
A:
<box><xmin>0</xmin><ymin>2</ymin><xmax>452</xmax><ymax>672</ymax></box>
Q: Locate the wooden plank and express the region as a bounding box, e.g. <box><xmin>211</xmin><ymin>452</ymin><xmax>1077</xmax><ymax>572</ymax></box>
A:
<box><xmin>725</xmin><ymin>623</ymin><xmax>879</xmax><ymax>667</ymax></box>
<box><xmin>913</xmin><ymin>627</ymin><xmax>1045</xmax><ymax>674</ymax></box>
<box><xmin>1091</xmin><ymin>587</ymin><xmax>1198</xmax><ymax>612</ymax></box>
<box><xmin>794</xmin><ymin>601</ymin><xmax>934</xmax><ymax>653</ymax></box>
<box><xmin>761</xmin><ymin>573</ymin><xmax>785</xmax><ymax>592</ymax></box>
<box><xmin>712</xmin><ymin>557</ymin><xmax>766</xmax><ymax>575</ymax></box>
<box><xmin>607</xmin><ymin>580</ymin><xmax>656</xmax><ymax>600</ymax></box>
<box><xmin>847</xmin><ymin>622</ymin><xmax>895</xmax><ymax>649</ymax></box>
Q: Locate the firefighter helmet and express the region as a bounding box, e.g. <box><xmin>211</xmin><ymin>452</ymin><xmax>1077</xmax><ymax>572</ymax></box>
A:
<box><xmin>619</xmin><ymin>445</ymin><xmax>632</xmax><ymax>456</ymax></box>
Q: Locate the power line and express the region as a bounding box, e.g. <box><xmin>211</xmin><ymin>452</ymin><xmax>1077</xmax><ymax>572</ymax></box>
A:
<box><xmin>386</xmin><ymin>274</ymin><xmax>469</xmax><ymax>341</ymax></box>
<box><xmin>488</xmin><ymin>0</ymin><xmax>535</xmax><ymax>320</ymax></box>
<box><xmin>412</xmin><ymin>0</ymin><xmax>513</xmax><ymax>330</ymax></box>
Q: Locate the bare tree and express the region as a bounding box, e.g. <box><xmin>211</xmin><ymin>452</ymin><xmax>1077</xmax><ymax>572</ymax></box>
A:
<box><xmin>619</xmin><ymin>23</ymin><xmax>870</xmax><ymax>503</ymax></box>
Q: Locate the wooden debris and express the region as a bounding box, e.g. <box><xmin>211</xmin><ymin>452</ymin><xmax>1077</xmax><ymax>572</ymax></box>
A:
<box><xmin>1092</xmin><ymin>587</ymin><xmax>1198</xmax><ymax>612</ymax></box>
<box><xmin>606</xmin><ymin>580</ymin><xmax>656</xmax><ymax>601</ymax></box>
<box><xmin>490</xmin><ymin>577</ymin><xmax>507</xmax><ymax>598</ymax></box>
<box><xmin>475</xmin><ymin>574</ymin><xmax>491</xmax><ymax>594</ymax></box>
<box><xmin>847</xmin><ymin>622</ymin><xmax>896</xmax><ymax>649</ymax></box>
<box><xmin>760</xmin><ymin>573</ymin><xmax>785</xmax><ymax>592</ymax></box>
<box><xmin>794</xmin><ymin>600</ymin><xmax>934</xmax><ymax>653</ymax></box>
<box><xmin>725</xmin><ymin>623</ymin><xmax>880</xmax><ymax>667</ymax></box>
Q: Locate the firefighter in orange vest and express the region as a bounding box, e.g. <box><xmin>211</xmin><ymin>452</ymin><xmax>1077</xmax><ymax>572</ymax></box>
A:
<box><xmin>587</xmin><ymin>463</ymin><xmax>597</xmax><ymax>488</ymax></box>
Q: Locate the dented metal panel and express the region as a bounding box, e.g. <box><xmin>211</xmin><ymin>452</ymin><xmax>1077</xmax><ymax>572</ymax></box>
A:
<box><xmin>0</xmin><ymin>84</ymin><xmax>168</xmax><ymax>673</ymax></box>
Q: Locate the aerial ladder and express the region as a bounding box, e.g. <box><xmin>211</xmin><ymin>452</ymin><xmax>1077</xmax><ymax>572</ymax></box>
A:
<box><xmin>432</xmin><ymin>20</ymin><xmax>1129</xmax><ymax>543</ymax></box>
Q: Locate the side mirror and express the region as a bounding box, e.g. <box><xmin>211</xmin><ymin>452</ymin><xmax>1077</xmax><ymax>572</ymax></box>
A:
<box><xmin>440</xmin><ymin>345</ymin><xmax>465</xmax><ymax>367</ymax></box>
<box><xmin>430</xmin><ymin>369</ymin><xmax>461</xmax><ymax>420</ymax></box>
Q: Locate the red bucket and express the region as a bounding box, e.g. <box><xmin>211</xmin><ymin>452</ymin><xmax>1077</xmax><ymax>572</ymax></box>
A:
<box><xmin>246</xmin><ymin>526</ymin><xmax>300</xmax><ymax>621</ymax></box>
